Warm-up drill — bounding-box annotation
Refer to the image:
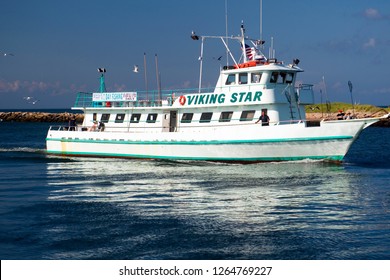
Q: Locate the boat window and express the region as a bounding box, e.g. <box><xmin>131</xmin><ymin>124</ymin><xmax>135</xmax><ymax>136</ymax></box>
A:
<box><xmin>239</xmin><ymin>73</ymin><xmax>248</xmax><ymax>84</ymax></box>
<box><xmin>181</xmin><ymin>113</ymin><xmax>194</xmax><ymax>123</ymax></box>
<box><xmin>225</xmin><ymin>74</ymin><xmax>236</xmax><ymax>85</ymax></box>
<box><xmin>115</xmin><ymin>113</ymin><xmax>125</xmax><ymax>123</ymax></box>
<box><xmin>286</xmin><ymin>73</ymin><xmax>294</xmax><ymax>84</ymax></box>
<box><xmin>100</xmin><ymin>114</ymin><xmax>110</xmax><ymax>123</ymax></box>
<box><xmin>219</xmin><ymin>111</ymin><xmax>233</xmax><ymax>122</ymax></box>
<box><xmin>240</xmin><ymin>110</ymin><xmax>255</xmax><ymax>121</ymax></box>
<box><xmin>200</xmin><ymin>112</ymin><xmax>213</xmax><ymax>123</ymax></box>
<box><xmin>146</xmin><ymin>113</ymin><xmax>158</xmax><ymax>123</ymax></box>
<box><xmin>278</xmin><ymin>72</ymin><xmax>286</xmax><ymax>83</ymax></box>
<box><xmin>130</xmin><ymin>113</ymin><xmax>141</xmax><ymax>123</ymax></box>
<box><xmin>251</xmin><ymin>72</ymin><xmax>262</xmax><ymax>83</ymax></box>
<box><xmin>270</xmin><ymin>72</ymin><xmax>278</xmax><ymax>83</ymax></box>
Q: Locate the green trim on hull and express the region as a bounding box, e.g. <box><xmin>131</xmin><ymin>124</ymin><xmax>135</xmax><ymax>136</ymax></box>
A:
<box><xmin>46</xmin><ymin>150</ymin><xmax>344</xmax><ymax>162</ymax></box>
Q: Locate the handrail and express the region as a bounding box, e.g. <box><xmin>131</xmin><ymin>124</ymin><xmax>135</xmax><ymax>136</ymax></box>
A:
<box><xmin>48</xmin><ymin>119</ymin><xmax>309</xmax><ymax>133</ymax></box>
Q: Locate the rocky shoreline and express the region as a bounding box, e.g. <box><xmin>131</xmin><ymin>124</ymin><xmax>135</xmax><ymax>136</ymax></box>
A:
<box><xmin>1</xmin><ymin>111</ymin><xmax>389</xmax><ymax>127</ymax></box>
<box><xmin>306</xmin><ymin>112</ymin><xmax>390</xmax><ymax>127</ymax></box>
<box><xmin>0</xmin><ymin>112</ymin><xmax>84</xmax><ymax>123</ymax></box>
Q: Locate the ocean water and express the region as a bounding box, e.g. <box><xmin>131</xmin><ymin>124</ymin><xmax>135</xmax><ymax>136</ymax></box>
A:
<box><xmin>0</xmin><ymin>121</ymin><xmax>389</xmax><ymax>260</ymax></box>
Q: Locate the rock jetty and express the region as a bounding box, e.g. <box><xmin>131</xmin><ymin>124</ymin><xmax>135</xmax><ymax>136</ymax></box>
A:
<box><xmin>0</xmin><ymin>112</ymin><xmax>84</xmax><ymax>123</ymax></box>
<box><xmin>306</xmin><ymin>112</ymin><xmax>390</xmax><ymax>127</ymax></box>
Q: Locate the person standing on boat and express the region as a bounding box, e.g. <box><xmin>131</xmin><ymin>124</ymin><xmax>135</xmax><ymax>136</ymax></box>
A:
<box><xmin>68</xmin><ymin>116</ymin><xmax>76</xmax><ymax>131</ymax></box>
<box><xmin>98</xmin><ymin>121</ymin><xmax>105</xmax><ymax>132</ymax></box>
<box><xmin>337</xmin><ymin>110</ymin><xmax>345</xmax><ymax>120</ymax></box>
<box><xmin>256</xmin><ymin>111</ymin><xmax>270</xmax><ymax>126</ymax></box>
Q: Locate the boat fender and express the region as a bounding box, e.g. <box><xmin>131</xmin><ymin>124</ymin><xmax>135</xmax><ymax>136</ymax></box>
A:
<box><xmin>179</xmin><ymin>95</ymin><xmax>186</xmax><ymax>105</ymax></box>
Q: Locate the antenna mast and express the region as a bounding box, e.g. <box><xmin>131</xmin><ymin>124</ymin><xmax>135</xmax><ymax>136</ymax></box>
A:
<box><xmin>260</xmin><ymin>0</ymin><xmax>263</xmax><ymax>47</ymax></box>
<box><xmin>155</xmin><ymin>54</ymin><xmax>161</xmax><ymax>102</ymax></box>
<box><xmin>225</xmin><ymin>0</ymin><xmax>229</xmax><ymax>66</ymax></box>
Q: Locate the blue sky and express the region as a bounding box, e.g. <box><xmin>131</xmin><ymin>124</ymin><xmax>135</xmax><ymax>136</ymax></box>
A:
<box><xmin>1</xmin><ymin>0</ymin><xmax>389</xmax><ymax>109</ymax></box>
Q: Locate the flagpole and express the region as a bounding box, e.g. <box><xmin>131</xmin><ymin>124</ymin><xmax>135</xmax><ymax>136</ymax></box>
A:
<box><xmin>198</xmin><ymin>37</ymin><xmax>204</xmax><ymax>93</ymax></box>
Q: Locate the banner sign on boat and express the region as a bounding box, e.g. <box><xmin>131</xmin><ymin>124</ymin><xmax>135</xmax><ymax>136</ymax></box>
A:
<box><xmin>92</xmin><ymin>92</ymin><xmax>137</xmax><ymax>102</ymax></box>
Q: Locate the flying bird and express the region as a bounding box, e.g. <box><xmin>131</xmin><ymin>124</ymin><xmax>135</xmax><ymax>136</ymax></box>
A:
<box><xmin>23</xmin><ymin>96</ymin><xmax>39</xmax><ymax>104</ymax></box>
<box><xmin>1</xmin><ymin>52</ymin><xmax>14</xmax><ymax>57</ymax></box>
<box><xmin>133</xmin><ymin>65</ymin><xmax>139</xmax><ymax>73</ymax></box>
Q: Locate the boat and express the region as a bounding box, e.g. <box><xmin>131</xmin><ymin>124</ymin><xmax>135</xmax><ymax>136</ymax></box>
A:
<box><xmin>46</xmin><ymin>22</ymin><xmax>388</xmax><ymax>162</ymax></box>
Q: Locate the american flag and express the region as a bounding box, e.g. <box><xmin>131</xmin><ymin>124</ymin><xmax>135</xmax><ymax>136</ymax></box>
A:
<box><xmin>242</xmin><ymin>44</ymin><xmax>254</xmax><ymax>60</ymax></box>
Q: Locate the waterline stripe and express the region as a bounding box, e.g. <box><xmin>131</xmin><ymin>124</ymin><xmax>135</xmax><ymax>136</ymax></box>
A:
<box><xmin>46</xmin><ymin>150</ymin><xmax>344</xmax><ymax>162</ymax></box>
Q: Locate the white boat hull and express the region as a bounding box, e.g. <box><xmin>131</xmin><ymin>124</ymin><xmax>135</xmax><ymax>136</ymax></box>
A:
<box><xmin>46</xmin><ymin>119</ymin><xmax>378</xmax><ymax>162</ymax></box>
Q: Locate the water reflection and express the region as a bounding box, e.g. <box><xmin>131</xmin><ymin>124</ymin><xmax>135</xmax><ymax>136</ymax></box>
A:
<box><xmin>46</xmin><ymin>158</ymin><xmax>363</xmax><ymax>231</ymax></box>
<box><xmin>43</xmin><ymin>157</ymin><xmax>390</xmax><ymax>259</ymax></box>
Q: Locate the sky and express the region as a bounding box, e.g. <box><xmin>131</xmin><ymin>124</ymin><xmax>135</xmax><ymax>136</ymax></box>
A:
<box><xmin>0</xmin><ymin>0</ymin><xmax>389</xmax><ymax>109</ymax></box>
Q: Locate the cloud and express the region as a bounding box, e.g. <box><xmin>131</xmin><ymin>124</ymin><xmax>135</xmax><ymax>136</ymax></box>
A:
<box><xmin>362</xmin><ymin>8</ymin><xmax>390</xmax><ymax>20</ymax></box>
<box><xmin>113</xmin><ymin>83</ymin><xmax>127</xmax><ymax>92</ymax></box>
<box><xmin>363</xmin><ymin>38</ymin><xmax>376</xmax><ymax>49</ymax></box>
<box><xmin>373</xmin><ymin>87</ymin><xmax>390</xmax><ymax>94</ymax></box>
<box><xmin>0</xmin><ymin>79</ymin><xmax>54</xmax><ymax>93</ymax></box>
<box><xmin>0</xmin><ymin>79</ymin><xmax>88</xmax><ymax>96</ymax></box>
<box><xmin>0</xmin><ymin>80</ymin><xmax>19</xmax><ymax>92</ymax></box>
<box><xmin>364</xmin><ymin>8</ymin><xmax>381</xmax><ymax>19</ymax></box>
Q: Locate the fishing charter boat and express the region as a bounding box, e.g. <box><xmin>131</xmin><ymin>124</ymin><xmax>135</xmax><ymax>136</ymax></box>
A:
<box><xmin>46</xmin><ymin>23</ymin><xmax>388</xmax><ymax>162</ymax></box>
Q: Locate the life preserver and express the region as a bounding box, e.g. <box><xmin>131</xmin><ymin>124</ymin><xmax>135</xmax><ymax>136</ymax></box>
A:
<box><xmin>179</xmin><ymin>95</ymin><xmax>186</xmax><ymax>106</ymax></box>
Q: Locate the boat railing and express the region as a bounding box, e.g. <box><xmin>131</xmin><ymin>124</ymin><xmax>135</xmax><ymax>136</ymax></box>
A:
<box><xmin>48</xmin><ymin>118</ymin><xmax>312</xmax><ymax>134</ymax></box>
<box><xmin>73</xmin><ymin>88</ymin><xmax>215</xmax><ymax>108</ymax></box>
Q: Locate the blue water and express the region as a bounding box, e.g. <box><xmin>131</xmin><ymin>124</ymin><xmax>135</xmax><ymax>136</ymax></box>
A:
<box><xmin>0</xmin><ymin>121</ymin><xmax>389</xmax><ymax>260</ymax></box>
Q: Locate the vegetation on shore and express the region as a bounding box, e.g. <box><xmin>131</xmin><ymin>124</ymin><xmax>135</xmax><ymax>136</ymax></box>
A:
<box><xmin>305</xmin><ymin>103</ymin><xmax>390</xmax><ymax>126</ymax></box>
<box><xmin>305</xmin><ymin>102</ymin><xmax>389</xmax><ymax>115</ymax></box>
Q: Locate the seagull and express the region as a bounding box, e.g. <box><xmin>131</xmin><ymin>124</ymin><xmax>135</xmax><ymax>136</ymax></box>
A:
<box><xmin>1</xmin><ymin>52</ymin><xmax>14</xmax><ymax>56</ymax></box>
<box><xmin>191</xmin><ymin>31</ymin><xmax>199</xmax><ymax>40</ymax></box>
<box><xmin>23</xmin><ymin>96</ymin><xmax>39</xmax><ymax>104</ymax></box>
<box><xmin>133</xmin><ymin>65</ymin><xmax>139</xmax><ymax>73</ymax></box>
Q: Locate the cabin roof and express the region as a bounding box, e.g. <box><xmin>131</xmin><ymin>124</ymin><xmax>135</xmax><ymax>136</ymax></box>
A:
<box><xmin>222</xmin><ymin>63</ymin><xmax>303</xmax><ymax>73</ymax></box>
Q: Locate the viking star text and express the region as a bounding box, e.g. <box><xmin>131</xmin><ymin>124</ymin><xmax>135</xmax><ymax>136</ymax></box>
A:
<box><xmin>186</xmin><ymin>91</ymin><xmax>262</xmax><ymax>105</ymax></box>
